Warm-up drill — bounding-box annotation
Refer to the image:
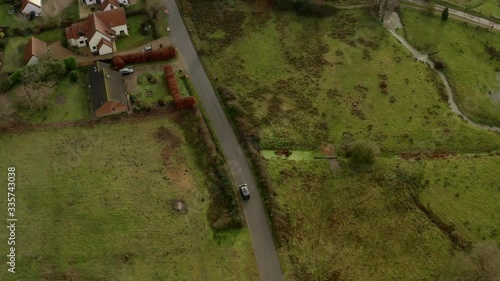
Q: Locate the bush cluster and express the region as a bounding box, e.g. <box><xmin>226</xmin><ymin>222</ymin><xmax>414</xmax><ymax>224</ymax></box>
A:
<box><xmin>163</xmin><ymin>65</ymin><xmax>196</xmax><ymax>109</ymax></box>
<box><xmin>112</xmin><ymin>47</ymin><xmax>176</xmax><ymax>68</ymax></box>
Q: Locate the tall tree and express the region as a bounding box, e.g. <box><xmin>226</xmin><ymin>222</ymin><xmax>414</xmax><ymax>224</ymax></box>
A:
<box><xmin>145</xmin><ymin>0</ymin><xmax>163</xmax><ymax>20</ymax></box>
<box><xmin>441</xmin><ymin>7</ymin><xmax>449</xmax><ymax>21</ymax></box>
<box><xmin>16</xmin><ymin>82</ymin><xmax>52</xmax><ymax>111</ymax></box>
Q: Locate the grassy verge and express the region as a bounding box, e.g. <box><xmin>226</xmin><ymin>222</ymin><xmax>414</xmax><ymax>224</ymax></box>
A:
<box><xmin>116</xmin><ymin>15</ymin><xmax>154</xmax><ymax>51</ymax></box>
<box><xmin>0</xmin><ymin>115</ymin><xmax>258</xmax><ymax>280</ymax></box>
<box><xmin>400</xmin><ymin>9</ymin><xmax>500</xmax><ymax>127</ymax></box>
<box><xmin>2</xmin><ymin>36</ymin><xmax>29</xmax><ymax>74</ymax></box>
<box><xmin>14</xmin><ymin>72</ymin><xmax>90</xmax><ymax>123</ymax></box>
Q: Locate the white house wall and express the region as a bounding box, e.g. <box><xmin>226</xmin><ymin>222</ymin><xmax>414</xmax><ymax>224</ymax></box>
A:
<box><xmin>111</xmin><ymin>25</ymin><xmax>128</xmax><ymax>36</ymax></box>
<box><xmin>98</xmin><ymin>44</ymin><xmax>112</xmax><ymax>55</ymax></box>
<box><xmin>68</xmin><ymin>36</ymin><xmax>89</xmax><ymax>48</ymax></box>
<box><xmin>22</xmin><ymin>3</ymin><xmax>41</xmax><ymax>15</ymax></box>
<box><xmin>26</xmin><ymin>56</ymin><xmax>39</xmax><ymax>65</ymax></box>
<box><xmin>84</xmin><ymin>0</ymin><xmax>97</xmax><ymax>5</ymax></box>
<box><xmin>118</xmin><ymin>0</ymin><xmax>128</xmax><ymax>5</ymax></box>
<box><xmin>88</xmin><ymin>32</ymin><xmax>110</xmax><ymax>51</ymax></box>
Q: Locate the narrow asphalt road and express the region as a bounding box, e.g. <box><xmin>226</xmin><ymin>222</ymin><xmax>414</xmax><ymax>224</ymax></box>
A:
<box><xmin>163</xmin><ymin>1</ymin><xmax>284</xmax><ymax>280</ymax></box>
<box><xmin>403</xmin><ymin>0</ymin><xmax>500</xmax><ymax>31</ymax></box>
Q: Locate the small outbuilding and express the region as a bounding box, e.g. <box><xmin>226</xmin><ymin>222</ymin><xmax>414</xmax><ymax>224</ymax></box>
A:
<box><xmin>23</xmin><ymin>37</ymin><xmax>47</xmax><ymax>65</ymax></box>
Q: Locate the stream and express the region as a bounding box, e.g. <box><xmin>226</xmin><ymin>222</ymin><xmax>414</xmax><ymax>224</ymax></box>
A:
<box><xmin>387</xmin><ymin>29</ymin><xmax>500</xmax><ymax>133</ymax></box>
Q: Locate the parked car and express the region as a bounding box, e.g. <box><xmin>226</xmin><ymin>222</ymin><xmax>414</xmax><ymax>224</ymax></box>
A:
<box><xmin>119</xmin><ymin>67</ymin><xmax>134</xmax><ymax>75</ymax></box>
<box><xmin>239</xmin><ymin>184</ymin><xmax>250</xmax><ymax>200</ymax></box>
<box><xmin>142</xmin><ymin>46</ymin><xmax>152</xmax><ymax>52</ymax></box>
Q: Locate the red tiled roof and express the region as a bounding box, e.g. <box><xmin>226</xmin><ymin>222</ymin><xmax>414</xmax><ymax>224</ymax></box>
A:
<box><xmin>65</xmin><ymin>8</ymin><xmax>126</xmax><ymax>40</ymax></box>
<box><xmin>23</xmin><ymin>37</ymin><xmax>47</xmax><ymax>65</ymax></box>
<box><xmin>100</xmin><ymin>0</ymin><xmax>120</xmax><ymax>10</ymax></box>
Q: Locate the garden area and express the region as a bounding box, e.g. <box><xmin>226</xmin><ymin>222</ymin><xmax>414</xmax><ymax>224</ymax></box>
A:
<box><xmin>116</xmin><ymin>15</ymin><xmax>155</xmax><ymax>51</ymax></box>
<box><xmin>2</xmin><ymin>36</ymin><xmax>29</xmax><ymax>73</ymax></box>
<box><xmin>0</xmin><ymin>116</ymin><xmax>259</xmax><ymax>280</ymax></box>
<box><xmin>12</xmin><ymin>71</ymin><xmax>90</xmax><ymax>123</ymax></box>
<box><xmin>400</xmin><ymin>9</ymin><xmax>500</xmax><ymax>127</ymax></box>
<box><xmin>133</xmin><ymin>71</ymin><xmax>171</xmax><ymax>108</ymax></box>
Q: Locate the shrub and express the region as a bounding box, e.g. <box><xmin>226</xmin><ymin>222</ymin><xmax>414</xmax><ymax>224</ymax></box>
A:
<box><xmin>69</xmin><ymin>70</ymin><xmax>78</xmax><ymax>82</ymax></box>
<box><xmin>63</xmin><ymin>57</ymin><xmax>77</xmax><ymax>71</ymax></box>
<box><xmin>346</xmin><ymin>140</ymin><xmax>379</xmax><ymax>169</ymax></box>
<box><xmin>163</xmin><ymin>64</ymin><xmax>196</xmax><ymax>109</ymax></box>
<box><xmin>112</xmin><ymin>47</ymin><xmax>176</xmax><ymax>67</ymax></box>
<box><xmin>434</xmin><ymin>60</ymin><xmax>445</xmax><ymax>70</ymax></box>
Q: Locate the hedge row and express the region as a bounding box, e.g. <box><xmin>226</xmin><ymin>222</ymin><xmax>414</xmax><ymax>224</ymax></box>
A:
<box><xmin>112</xmin><ymin>47</ymin><xmax>176</xmax><ymax>68</ymax></box>
<box><xmin>164</xmin><ymin>65</ymin><xmax>196</xmax><ymax>109</ymax></box>
<box><xmin>217</xmin><ymin>85</ymin><xmax>290</xmax><ymax>247</ymax></box>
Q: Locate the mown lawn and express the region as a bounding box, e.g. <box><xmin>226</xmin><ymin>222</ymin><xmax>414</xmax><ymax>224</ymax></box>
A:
<box><xmin>2</xmin><ymin>36</ymin><xmax>29</xmax><ymax>74</ymax></box>
<box><xmin>0</xmin><ymin>116</ymin><xmax>259</xmax><ymax>281</ymax></box>
<box><xmin>401</xmin><ymin>9</ymin><xmax>500</xmax><ymax>127</ymax></box>
<box><xmin>135</xmin><ymin>71</ymin><xmax>171</xmax><ymax>106</ymax></box>
<box><xmin>0</xmin><ymin>4</ymin><xmax>14</xmax><ymax>26</ymax></box>
<box><xmin>116</xmin><ymin>15</ymin><xmax>154</xmax><ymax>51</ymax></box>
<box><xmin>14</xmin><ymin>72</ymin><xmax>90</xmax><ymax>123</ymax></box>
<box><xmin>192</xmin><ymin>4</ymin><xmax>500</xmax><ymax>153</ymax></box>
<box><xmin>37</xmin><ymin>28</ymin><xmax>65</xmax><ymax>43</ymax></box>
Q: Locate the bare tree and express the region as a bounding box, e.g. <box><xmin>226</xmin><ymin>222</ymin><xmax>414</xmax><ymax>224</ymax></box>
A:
<box><xmin>0</xmin><ymin>95</ymin><xmax>15</xmax><ymax>128</ymax></box>
<box><xmin>16</xmin><ymin>82</ymin><xmax>53</xmax><ymax>111</ymax></box>
<box><xmin>145</xmin><ymin>0</ymin><xmax>164</xmax><ymax>20</ymax></box>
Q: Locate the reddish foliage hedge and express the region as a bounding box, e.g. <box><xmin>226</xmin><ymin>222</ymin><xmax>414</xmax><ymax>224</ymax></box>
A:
<box><xmin>163</xmin><ymin>65</ymin><xmax>196</xmax><ymax>109</ymax></box>
<box><xmin>113</xmin><ymin>47</ymin><xmax>177</xmax><ymax>68</ymax></box>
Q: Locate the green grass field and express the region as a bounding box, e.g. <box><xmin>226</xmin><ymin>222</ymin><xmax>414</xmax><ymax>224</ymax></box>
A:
<box><xmin>0</xmin><ymin>116</ymin><xmax>258</xmax><ymax>280</ymax></box>
<box><xmin>401</xmin><ymin>9</ymin><xmax>500</xmax><ymax>127</ymax></box>
<box><xmin>116</xmin><ymin>15</ymin><xmax>154</xmax><ymax>51</ymax></box>
<box><xmin>192</xmin><ymin>5</ymin><xmax>500</xmax><ymax>153</ymax></box>
<box><xmin>136</xmin><ymin>71</ymin><xmax>172</xmax><ymax>106</ymax></box>
<box><xmin>183</xmin><ymin>2</ymin><xmax>500</xmax><ymax>279</ymax></box>
<box><xmin>2</xmin><ymin>36</ymin><xmax>29</xmax><ymax>74</ymax></box>
<box><xmin>267</xmin><ymin>154</ymin><xmax>500</xmax><ymax>280</ymax></box>
<box><xmin>418</xmin><ymin>155</ymin><xmax>500</xmax><ymax>243</ymax></box>
<box><xmin>14</xmin><ymin>73</ymin><xmax>90</xmax><ymax>123</ymax></box>
<box><xmin>267</xmin><ymin>158</ymin><xmax>458</xmax><ymax>281</ymax></box>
